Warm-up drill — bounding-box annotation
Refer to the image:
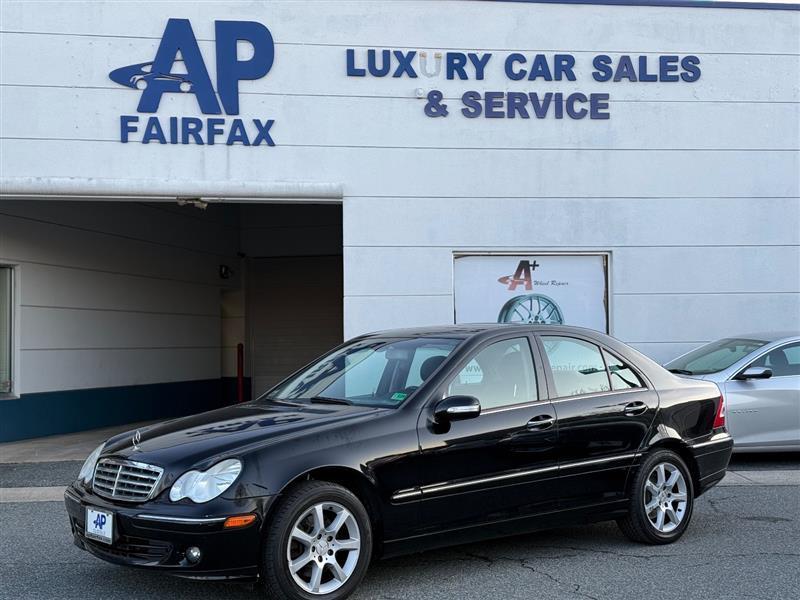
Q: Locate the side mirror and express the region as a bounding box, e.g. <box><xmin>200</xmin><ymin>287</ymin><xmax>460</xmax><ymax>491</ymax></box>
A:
<box><xmin>736</xmin><ymin>366</ymin><xmax>772</xmax><ymax>380</ymax></box>
<box><xmin>434</xmin><ymin>395</ymin><xmax>481</xmax><ymax>423</ymax></box>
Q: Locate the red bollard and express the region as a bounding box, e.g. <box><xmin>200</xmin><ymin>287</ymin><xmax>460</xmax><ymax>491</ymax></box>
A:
<box><xmin>236</xmin><ymin>343</ymin><xmax>244</xmax><ymax>403</ymax></box>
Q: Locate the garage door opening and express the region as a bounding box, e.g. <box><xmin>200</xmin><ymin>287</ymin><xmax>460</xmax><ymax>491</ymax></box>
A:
<box><xmin>0</xmin><ymin>197</ymin><xmax>342</xmax><ymax>441</ymax></box>
<box><xmin>241</xmin><ymin>203</ymin><xmax>343</xmax><ymax>397</ymax></box>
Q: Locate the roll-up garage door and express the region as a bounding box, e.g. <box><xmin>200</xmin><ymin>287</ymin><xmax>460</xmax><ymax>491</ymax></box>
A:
<box><xmin>248</xmin><ymin>256</ymin><xmax>343</xmax><ymax>397</ymax></box>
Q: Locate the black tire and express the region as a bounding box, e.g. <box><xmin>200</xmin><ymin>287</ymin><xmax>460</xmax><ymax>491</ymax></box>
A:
<box><xmin>617</xmin><ymin>449</ymin><xmax>694</xmax><ymax>545</ymax></box>
<box><xmin>262</xmin><ymin>481</ymin><xmax>373</xmax><ymax>600</ymax></box>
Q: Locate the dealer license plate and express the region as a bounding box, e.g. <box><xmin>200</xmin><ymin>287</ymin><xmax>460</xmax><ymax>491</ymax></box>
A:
<box><xmin>85</xmin><ymin>507</ymin><xmax>114</xmax><ymax>545</ymax></box>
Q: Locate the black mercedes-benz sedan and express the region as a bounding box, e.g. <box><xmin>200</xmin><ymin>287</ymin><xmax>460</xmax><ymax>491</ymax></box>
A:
<box><xmin>65</xmin><ymin>324</ymin><xmax>733</xmax><ymax>599</ymax></box>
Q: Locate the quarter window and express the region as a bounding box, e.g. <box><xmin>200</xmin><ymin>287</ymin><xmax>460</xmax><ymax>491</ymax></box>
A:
<box><xmin>603</xmin><ymin>350</ymin><xmax>645</xmax><ymax>391</ymax></box>
<box><xmin>447</xmin><ymin>337</ymin><xmax>537</xmax><ymax>410</ymax></box>
<box><xmin>542</xmin><ymin>336</ymin><xmax>611</xmax><ymax>397</ymax></box>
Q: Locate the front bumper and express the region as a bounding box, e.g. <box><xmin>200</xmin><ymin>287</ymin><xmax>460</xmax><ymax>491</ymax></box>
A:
<box><xmin>64</xmin><ymin>483</ymin><xmax>276</xmax><ymax>580</ymax></box>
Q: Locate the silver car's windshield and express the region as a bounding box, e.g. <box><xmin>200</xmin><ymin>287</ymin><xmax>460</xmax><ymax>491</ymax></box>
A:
<box><xmin>665</xmin><ymin>338</ymin><xmax>768</xmax><ymax>376</ymax></box>
<box><xmin>264</xmin><ymin>337</ymin><xmax>461</xmax><ymax>408</ymax></box>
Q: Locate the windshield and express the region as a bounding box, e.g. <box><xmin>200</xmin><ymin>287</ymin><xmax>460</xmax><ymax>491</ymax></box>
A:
<box><xmin>665</xmin><ymin>338</ymin><xmax>768</xmax><ymax>375</ymax></box>
<box><xmin>265</xmin><ymin>337</ymin><xmax>462</xmax><ymax>408</ymax></box>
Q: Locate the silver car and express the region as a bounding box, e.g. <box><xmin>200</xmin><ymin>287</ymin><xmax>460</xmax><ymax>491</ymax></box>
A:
<box><xmin>664</xmin><ymin>332</ymin><xmax>800</xmax><ymax>453</ymax></box>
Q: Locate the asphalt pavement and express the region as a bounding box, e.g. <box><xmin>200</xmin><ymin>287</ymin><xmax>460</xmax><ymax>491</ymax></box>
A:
<box><xmin>0</xmin><ymin>465</ymin><xmax>798</xmax><ymax>600</ymax></box>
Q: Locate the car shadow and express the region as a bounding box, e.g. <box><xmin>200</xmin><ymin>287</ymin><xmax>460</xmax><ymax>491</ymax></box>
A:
<box><xmin>729</xmin><ymin>452</ymin><xmax>800</xmax><ymax>470</ymax></box>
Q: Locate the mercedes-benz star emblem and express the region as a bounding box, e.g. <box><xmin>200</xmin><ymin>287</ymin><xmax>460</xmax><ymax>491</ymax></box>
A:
<box><xmin>131</xmin><ymin>429</ymin><xmax>142</xmax><ymax>452</ymax></box>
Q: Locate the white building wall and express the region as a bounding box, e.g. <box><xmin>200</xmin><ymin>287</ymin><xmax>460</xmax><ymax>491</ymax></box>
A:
<box><xmin>0</xmin><ymin>200</ymin><xmax>240</xmax><ymax>395</ymax></box>
<box><xmin>343</xmin><ymin>197</ymin><xmax>800</xmax><ymax>361</ymax></box>
<box><xmin>1</xmin><ymin>0</ymin><xmax>799</xmax><ymax>370</ymax></box>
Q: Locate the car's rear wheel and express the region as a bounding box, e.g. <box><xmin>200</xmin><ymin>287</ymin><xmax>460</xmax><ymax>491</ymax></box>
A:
<box><xmin>617</xmin><ymin>449</ymin><xmax>694</xmax><ymax>544</ymax></box>
<box><xmin>262</xmin><ymin>481</ymin><xmax>372</xmax><ymax>600</ymax></box>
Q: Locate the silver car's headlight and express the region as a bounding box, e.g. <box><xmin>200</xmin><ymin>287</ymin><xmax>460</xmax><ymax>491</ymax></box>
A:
<box><xmin>169</xmin><ymin>459</ymin><xmax>242</xmax><ymax>503</ymax></box>
<box><xmin>78</xmin><ymin>443</ymin><xmax>105</xmax><ymax>484</ymax></box>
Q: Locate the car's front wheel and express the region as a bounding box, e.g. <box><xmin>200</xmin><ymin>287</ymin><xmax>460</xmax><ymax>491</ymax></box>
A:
<box><xmin>617</xmin><ymin>449</ymin><xmax>694</xmax><ymax>544</ymax></box>
<box><xmin>262</xmin><ymin>481</ymin><xmax>373</xmax><ymax>600</ymax></box>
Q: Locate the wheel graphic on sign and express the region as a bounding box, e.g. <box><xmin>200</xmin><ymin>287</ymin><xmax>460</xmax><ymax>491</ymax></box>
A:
<box><xmin>497</xmin><ymin>294</ymin><xmax>564</xmax><ymax>325</ymax></box>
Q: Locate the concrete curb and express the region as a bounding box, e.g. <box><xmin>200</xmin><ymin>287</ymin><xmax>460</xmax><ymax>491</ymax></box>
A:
<box><xmin>0</xmin><ymin>486</ymin><xmax>66</xmax><ymax>503</ymax></box>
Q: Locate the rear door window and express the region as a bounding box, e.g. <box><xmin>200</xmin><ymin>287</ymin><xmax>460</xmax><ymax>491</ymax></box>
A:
<box><xmin>541</xmin><ymin>336</ymin><xmax>611</xmax><ymax>398</ymax></box>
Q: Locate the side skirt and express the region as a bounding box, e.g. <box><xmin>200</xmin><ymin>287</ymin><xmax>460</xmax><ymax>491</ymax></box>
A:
<box><xmin>380</xmin><ymin>500</ymin><xmax>629</xmax><ymax>558</ymax></box>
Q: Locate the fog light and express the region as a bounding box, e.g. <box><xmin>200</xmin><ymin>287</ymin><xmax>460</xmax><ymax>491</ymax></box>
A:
<box><xmin>186</xmin><ymin>546</ymin><xmax>202</xmax><ymax>564</ymax></box>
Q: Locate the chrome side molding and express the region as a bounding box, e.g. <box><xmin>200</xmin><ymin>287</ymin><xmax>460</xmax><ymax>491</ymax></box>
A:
<box><xmin>391</xmin><ymin>453</ymin><xmax>638</xmax><ymax>502</ymax></box>
<box><xmin>690</xmin><ymin>433</ymin><xmax>733</xmax><ymax>449</ymax></box>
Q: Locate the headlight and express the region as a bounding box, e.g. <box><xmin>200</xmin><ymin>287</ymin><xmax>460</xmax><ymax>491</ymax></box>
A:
<box><xmin>78</xmin><ymin>443</ymin><xmax>105</xmax><ymax>484</ymax></box>
<box><xmin>169</xmin><ymin>459</ymin><xmax>242</xmax><ymax>503</ymax></box>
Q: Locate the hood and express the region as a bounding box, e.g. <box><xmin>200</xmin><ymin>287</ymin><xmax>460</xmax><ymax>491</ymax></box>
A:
<box><xmin>101</xmin><ymin>400</ymin><xmax>387</xmax><ymax>472</ymax></box>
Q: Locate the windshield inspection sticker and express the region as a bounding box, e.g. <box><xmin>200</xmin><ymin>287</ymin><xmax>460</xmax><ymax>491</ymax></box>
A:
<box><xmin>391</xmin><ymin>392</ymin><xmax>408</xmax><ymax>401</ymax></box>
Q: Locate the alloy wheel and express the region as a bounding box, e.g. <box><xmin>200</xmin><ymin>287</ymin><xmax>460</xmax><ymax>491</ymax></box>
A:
<box><xmin>286</xmin><ymin>501</ymin><xmax>361</xmax><ymax>595</ymax></box>
<box><xmin>498</xmin><ymin>294</ymin><xmax>564</xmax><ymax>325</ymax></box>
<box><xmin>644</xmin><ymin>462</ymin><xmax>688</xmax><ymax>534</ymax></box>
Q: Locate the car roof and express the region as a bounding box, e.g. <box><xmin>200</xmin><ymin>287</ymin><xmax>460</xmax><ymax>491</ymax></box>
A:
<box><xmin>717</xmin><ymin>331</ymin><xmax>800</xmax><ymax>343</ymax></box>
<box><xmin>358</xmin><ymin>323</ymin><xmax>607</xmax><ymax>340</ymax></box>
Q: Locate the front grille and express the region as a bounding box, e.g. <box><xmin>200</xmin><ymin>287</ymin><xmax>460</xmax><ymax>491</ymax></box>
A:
<box><xmin>93</xmin><ymin>458</ymin><xmax>164</xmax><ymax>503</ymax></box>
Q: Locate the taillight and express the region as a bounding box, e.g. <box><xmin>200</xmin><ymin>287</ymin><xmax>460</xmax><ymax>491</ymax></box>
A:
<box><xmin>713</xmin><ymin>393</ymin><xmax>726</xmax><ymax>429</ymax></box>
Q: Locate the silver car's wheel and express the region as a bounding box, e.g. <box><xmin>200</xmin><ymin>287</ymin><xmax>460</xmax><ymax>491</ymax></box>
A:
<box><xmin>286</xmin><ymin>501</ymin><xmax>361</xmax><ymax>595</ymax></box>
<box><xmin>644</xmin><ymin>462</ymin><xmax>688</xmax><ymax>533</ymax></box>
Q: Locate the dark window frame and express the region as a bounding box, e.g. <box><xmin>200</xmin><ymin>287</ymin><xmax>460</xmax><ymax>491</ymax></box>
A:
<box><xmin>536</xmin><ymin>334</ymin><xmax>651</xmax><ymax>400</ymax></box>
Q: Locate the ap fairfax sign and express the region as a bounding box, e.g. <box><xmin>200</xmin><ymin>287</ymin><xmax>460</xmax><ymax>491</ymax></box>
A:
<box><xmin>109</xmin><ymin>19</ymin><xmax>276</xmax><ymax>146</ymax></box>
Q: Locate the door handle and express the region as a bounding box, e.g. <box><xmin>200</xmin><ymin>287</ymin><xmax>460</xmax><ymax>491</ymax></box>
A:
<box><xmin>623</xmin><ymin>401</ymin><xmax>648</xmax><ymax>416</ymax></box>
<box><xmin>527</xmin><ymin>415</ymin><xmax>555</xmax><ymax>430</ymax></box>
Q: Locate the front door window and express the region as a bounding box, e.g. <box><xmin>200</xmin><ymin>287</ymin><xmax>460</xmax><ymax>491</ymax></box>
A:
<box><xmin>749</xmin><ymin>342</ymin><xmax>800</xmax><ymax>378</ymax></box>
<box><xmin>447</xmin><ymin>337</ymin><xmax>537</xmax><ymax>410</ymax></box>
